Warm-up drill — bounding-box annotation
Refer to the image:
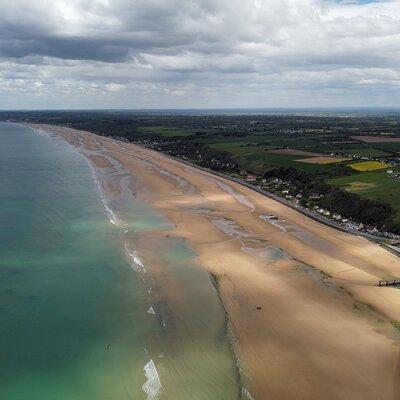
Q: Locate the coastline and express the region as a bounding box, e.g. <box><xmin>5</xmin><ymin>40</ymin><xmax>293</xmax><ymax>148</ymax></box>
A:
<box><xmin>137</xmin><ymin>145</ymin><xmax>400</xmax><ymax>252</ymax></box>
<box><xmin>30</xmin><ymin>123</ymin><xmax>400</xmax><ymax>400</ymax></box>
<box><xmin>29</xmin><ymin>123</ymin><xmax>242</xmax><ymax>399</ymax></box>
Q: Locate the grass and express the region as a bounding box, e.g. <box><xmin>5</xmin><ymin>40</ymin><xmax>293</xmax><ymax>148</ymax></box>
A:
<box><xmin>205</xmin><ymin>136</ymin><xmax>275</xmax><ymax>145</ymax></box>
<box><xmin>296</xmin><ymin>156</ymin><xmax>350</xmax><ymax>164</ymax></box>
<box><xmin>136</xmin><ymin>126</ymin><xmax>213</xmax><ymax>137</ymax></box>
<box><xmin>340</xmin><ymin>182</ymin><xmax>377</xmax><ymax>191</ymax></box>
<box><xmin>210</xmin><ymin>142</ymin><xmax>271</xmax><ymax>156</ymax></box>
<box><xmin>328</xmin><ymin>148</ymin><xmax>389</xmax><ymax>157</ymax></box>
<box><xmin>349</xmin><ymin>161</ymin><xmax>389</xmax><ymax>171</ymax></box>
<box><xmin>204</xmin><ymin>135</ymin><xmax>320</xmax><ymax>147</ymax></box>
<box><xmin>211</xmin><ymin>141</ymin><xmax>349</xmax><ymax>173</ymax></box>
<box><xmin>369</xmin><ymin>142</ymin><xmax>400</xmax><ymax>152</ymax></box>
<box><xmin>328</xmin><ymin>171</ymin><xmax>400</xmax><ymax>213</ymax></box>
<box><xmin>242</xmin><ymin>152</ymin><xmax>344</xmax><ymax>173</ymax></box>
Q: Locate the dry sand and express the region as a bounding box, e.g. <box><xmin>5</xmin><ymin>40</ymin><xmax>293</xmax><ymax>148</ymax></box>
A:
<box><xmin>32</xmin><ymin>124</ymin><xmax>400</xmax><ymax>400</ymax></box>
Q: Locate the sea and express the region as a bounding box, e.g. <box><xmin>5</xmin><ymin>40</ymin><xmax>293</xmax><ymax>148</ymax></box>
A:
<box><xmin>0</xmin><ymin>123</ymin><xmax>239</xmax><ymax>400</ymax></box>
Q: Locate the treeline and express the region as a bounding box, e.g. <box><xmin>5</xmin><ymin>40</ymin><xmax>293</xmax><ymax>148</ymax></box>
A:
<box><xmin>264</xmin><ymin>167</ymin><xmax>400</xmax><ymax>234</ymax></box>
<box><xmin>149</xmin><ymin>140</ymin><xmax>239</xmax><ymax>172</ymax></box>
<box><xmin>3</xmin><ymin>110</ymin><xmax>399</xmax><ymax>136</ymax></box>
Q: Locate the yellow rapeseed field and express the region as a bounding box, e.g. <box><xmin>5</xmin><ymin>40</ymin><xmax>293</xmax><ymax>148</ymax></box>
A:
<box><xmin>349</xmin><ymin>161</ymin><xmax>389</xmax><ymax>171</ymax></box>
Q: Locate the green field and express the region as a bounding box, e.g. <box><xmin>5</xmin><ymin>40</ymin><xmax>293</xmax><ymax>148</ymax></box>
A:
<box><xmin>135</xmin><ymin>127</ymin><xmax>400</xmax><ymax>213</ymax></box>
<box><xmin>210</xmin><ymin>142</ymin><xmax>348</xmax><ymax>174</ymax></box>
<box><xmin>137</xmin><ymin>126</ymin><xmax>215</xmax><ymax>137</ymax></box>
<box><xmin>328</xmin><ymin>171</ymin><xmax>400</xmax><ymax>212</ymax></box>
<box><xmin>204</xmin><ymin>136</ymin><xmax>274</xmax><ymax>145</ymax></box>
<box><xmin>243</xmin><ymin>152</ymin><xmax>346</xmax><ymax>173</ymax></box>
<box><xmin>205</xmin><ymin>135</ymin><xmax>320</xmax><ymax>147</ymax></box>
<box><xmin>210</xmin><ymin>142</ymin><xmax>271</xmax><ymax>155</ymax></box>
<box><xmin>328</xmin><ymin>148</ymin><xmax>389</xmax><ymax>157</ymax></box>
<box><xmin>369</xmin><ymin>142</ymin><xmax>400</xmax><ymax>152</ymax></box>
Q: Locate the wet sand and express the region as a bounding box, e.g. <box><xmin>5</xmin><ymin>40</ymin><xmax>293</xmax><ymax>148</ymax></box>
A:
<box><xmin>32</xmin><ymin>124</ymin><xmax>400</xmax><ymax>400</ymax></box>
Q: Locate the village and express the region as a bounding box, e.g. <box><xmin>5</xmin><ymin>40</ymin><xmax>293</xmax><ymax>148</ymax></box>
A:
<box><xmin>242</xmin><ymin>172</ymin><xmax>400</xmax><ymax>243</ymax></box>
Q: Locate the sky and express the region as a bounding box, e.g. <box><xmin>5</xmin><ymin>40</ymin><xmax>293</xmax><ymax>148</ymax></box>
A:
<box><xmin>0</xmin><ymin>0</ymin><xmax>399</xmax><ymax>109</ymax></box>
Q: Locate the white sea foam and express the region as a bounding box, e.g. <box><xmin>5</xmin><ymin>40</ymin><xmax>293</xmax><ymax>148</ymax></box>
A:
<box><xmin>32</xmin><ymin>127</ymin><xmax>51</xmax><ymax>137</ymax></box>
<box><xmin>103</xmin><ymin>203</ymin><xmax>121</xmax><ymax>226</ymax></box>
<box><xmin>142</xmin><ymin>359</ymin><xmax>162</xmax><ymax>400</ymax></box>
<box><xmin>126</xmin><ymin>250</ymin><xmax>146</xmax><ymax>273</ymax></box>
<box><xmin>33</xmin><ymin>126</ymin><xmax>122</xmax><ymax>227</ymax></box>
<box><xmin>147</xmin><ymin>306</ymin><xmax>156</xmax><ymax>315</ymax></box>
<box><xmin>85</xmin><ymin>158</ymin><xmax>124</xmax><ymax>226</ymax></box>
<box><xmin>133</xmin><ymin>255</ymin><xmax>145</xmax><ymax>270</ymax></box>
<box><xmin>241</xmin><ymin>387</ymin><xmax>255</xmax><ymax>400</ymax></box>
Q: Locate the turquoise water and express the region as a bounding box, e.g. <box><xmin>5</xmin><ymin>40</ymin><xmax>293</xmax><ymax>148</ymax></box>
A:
<box><xmin>0</xmin><ymin>123</ymin><xmax>239</xmax><ymax>399</ymax></box>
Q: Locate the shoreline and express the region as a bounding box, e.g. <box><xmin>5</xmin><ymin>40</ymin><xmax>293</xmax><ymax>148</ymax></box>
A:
<box><xmin>29</xmin><ymin>123</ymin><xmax>400</xmax><ymax>400</ymax></box>
<box><xmin>209</xmin><ymin>271</ymin><xmax>248</xmax><ymax>400</ymax></box>
<box><xmin>29</xmin><ymin>123</ymin><xmax>242</xmax><ymax>399</ymax></box>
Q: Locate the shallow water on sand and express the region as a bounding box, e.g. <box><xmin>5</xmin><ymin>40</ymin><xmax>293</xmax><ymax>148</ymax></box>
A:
<box><xmin>0</xmin><ymin>123</ymin><xmax>239</xmax><ymax>400</ymax></box>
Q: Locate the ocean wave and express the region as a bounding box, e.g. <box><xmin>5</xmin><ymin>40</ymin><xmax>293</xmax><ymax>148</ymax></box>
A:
<box><xmin>142</xmin><ymin>359</ymin><xmax>162</xmax><ymax>400</ymax></box>
<box><xmin>103</xmin><ymin>202</ymin><xmax>121</xmax><ymax>226</ymax></box>
<box><xmin>31</xmin><ymin>127</ymin><xmax>52</xmax><ymax>137</ymax></box>
<box><xmin>241</xmin><ymin>387</ymin><xmax>255</xmax><ymax>400</ymax></box>
<box><xmin>85</xmin><ymin>158</ymin><xmax>125</xmax><ymax>226</ymax></box>
<box><xmin>124</xmin><ymin>244</ymin><xmax>146</xmax><ymax>273</ymax></box>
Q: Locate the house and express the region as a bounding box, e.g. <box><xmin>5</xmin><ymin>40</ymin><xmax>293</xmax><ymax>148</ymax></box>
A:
<box><xmin>245</xmin><ymin>174</ymin><xmax>256</xmax><ymax>182</ymax></box>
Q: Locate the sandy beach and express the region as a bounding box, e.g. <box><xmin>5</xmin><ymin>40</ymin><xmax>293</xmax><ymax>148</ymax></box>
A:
<box><xmin>33</xmin><ymin>123</ymin><xmax>400</xmax><ymax>400</ymax></box>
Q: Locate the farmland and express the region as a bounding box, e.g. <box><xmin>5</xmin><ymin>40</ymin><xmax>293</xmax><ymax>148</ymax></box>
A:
<box><xmin>369</xmin><ymin>142</ymin><xmax>400</xmax><ymax>152</ymax></box>
<box><xmin>296</xmin><ymin>156</ymin><xmax>350</xmax><ymax>164</ymax></box>
<box><xmin>328</xmin><ymin>171</ymin><xmax>400</xmax><ymax>213</ymax></box>
<box><xmin>331</xmin><ymin>148</ymin><xmax>389</xmax><ymax>157</ymax></box>
<box><xmin>349</xmin><ymin>161</ymin><xmax>389</xmax><ymax>171</ymax></box>
<box><xmin>136</xmin><ymin>126</ymin><xmax>213</xmax><ymax>137</ymax></box>
<box><xmin>351</xmin><ymin>135</ymin><xmax>400</xmax><ymax>143</ymax></box>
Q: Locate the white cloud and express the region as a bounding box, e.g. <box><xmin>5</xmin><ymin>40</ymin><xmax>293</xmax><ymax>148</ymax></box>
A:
<box><xmin>105</xmin><ymin>82</ymin><xmax>125</xmax><ymax>92</ymax></box>
<box><xmin>0</xmin><ymin>0</ymin><xmax>399</xmax><ymax>108</ymax></box>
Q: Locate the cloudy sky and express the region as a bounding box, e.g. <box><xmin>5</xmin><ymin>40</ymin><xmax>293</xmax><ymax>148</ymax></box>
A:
<box><xmin>0</xmin><ymin>0</ymin><xmax>399</xmax><ymax>109</ymax></box>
